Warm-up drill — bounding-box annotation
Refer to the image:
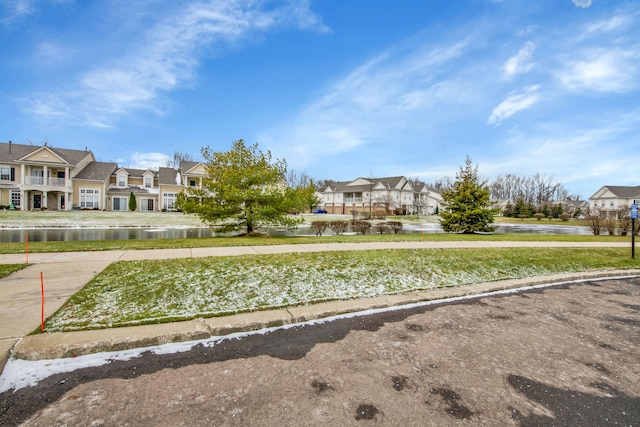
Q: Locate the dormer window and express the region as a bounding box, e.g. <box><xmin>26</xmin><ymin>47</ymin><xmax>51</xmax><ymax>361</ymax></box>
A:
<box><xmin>145</xmin><ymin>177</ymin><xmax>152</xmax><ymax>188</ymax></box>
<box><xmin>118</xmin><ymin>175</ymin><xmax>126</xmax><ymax>187</ymax></box>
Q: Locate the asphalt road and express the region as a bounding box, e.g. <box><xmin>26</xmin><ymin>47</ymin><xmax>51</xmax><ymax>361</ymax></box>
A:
<box><xmin>2</xmin><ymin>276</ymin><xmax>639</xmax><ymax>426</ymax></box>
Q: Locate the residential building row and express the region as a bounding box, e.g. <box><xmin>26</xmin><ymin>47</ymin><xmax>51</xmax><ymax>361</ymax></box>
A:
<box><xmin>317</xmin><ymin>176</ymin><xmax>444</xmax><ymax>216</ymax></box>
<box><xmin>2</xmin><ymin>140</ymin><xmax>636</xmax><ymax>216</ymax></box>
<box><xmin>0</xmin><ymin>141</ymin><xmax>206</xmax><ymax>211</ymax></box>
<box><xmin>0</xmin><ymin>141</ymin><xmax>443</xmax><ymax>215</ymax></box>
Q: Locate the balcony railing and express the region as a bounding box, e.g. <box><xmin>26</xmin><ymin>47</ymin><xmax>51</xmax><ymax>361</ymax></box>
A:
<box><xmin>344</xmin><ymin>197</ymin><xmax>363</xmax><ymax>203</ymax></box>
<box><xmin>24</xmin><ymin>176</ymin><xmax>67</xmax><ymax>187</ymax></box>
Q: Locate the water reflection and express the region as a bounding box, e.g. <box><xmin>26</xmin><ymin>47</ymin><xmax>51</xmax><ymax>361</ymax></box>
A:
<box><xmin>0</xmin><ymin>222</ymin><xmax>592</xmax><ymax>242</ymax></box>
<box><xmin>0</xmin><ymin>227</ymin><xmax>215</xmax><ymax>242</ymax></box>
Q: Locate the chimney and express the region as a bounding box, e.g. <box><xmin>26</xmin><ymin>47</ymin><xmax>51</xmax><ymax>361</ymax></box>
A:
<box><xmin>8</xmin><ymin>140</ymin><xmax>11</xmax><ymax>153</ymax></box>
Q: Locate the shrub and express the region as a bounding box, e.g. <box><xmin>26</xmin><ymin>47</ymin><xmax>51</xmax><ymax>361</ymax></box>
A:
<box><xmin>350</xmin><ymin>220</ymin><xmax>371</xmax><ymax>235</ymax></box>
<box><xmin>585</xmin><ymin>215</ymin><xmax>602</xmax><ymax>235</ymax></box>
<box><xmin>560</xmin><ymin>213</ymin><xmax>570</xmax><ymax>222</ymax></box>
<box><xmin>386</xmin><ymin>221</ymin><xmax>403</xmax><ymax>234</ymax></box>
<box><xmin>533</xmin><ymin>213</ymin><xmax>545</xmax><ymax>221</ymax></box>
<box><xmin>311</xmin><ymin>221</ymin><xmax>328</xmax><ymax>236</ymax></box>
<box><xmin>373</xmin><ymin>222</ymin><xmax>390</xmax><ymax>234</ymax></box>
<box><xmin>603</xmin><ymin>217</ymin><xmax>617</xmax><ymax>236</ymax></box>
<box><xmin>328</xmin><ymin>220</ymin><xmax>349</xmax><ymax>235</ymax></box>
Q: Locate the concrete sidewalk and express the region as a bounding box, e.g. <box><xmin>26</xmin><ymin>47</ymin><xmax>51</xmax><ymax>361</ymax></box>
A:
<box><xmin>1</xmin><ymin>241</ymin><xmax>637</xmax><ymax>372</ymax></box>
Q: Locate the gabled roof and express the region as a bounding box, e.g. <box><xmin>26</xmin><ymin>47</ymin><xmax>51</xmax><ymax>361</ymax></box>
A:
<box><xmin>180</xmin><ymin>161</ymin><xmax>206</xmax><ymax>175</ymax></box>
<box><xmin>413</xmin><ymin>183</ymin><xmax>441</xmax><ymax>195</ymax></box>
<box><xmin>603</xmin><ymin>186</ymin><xmax>640</xmax><ymax>198</ymax></box>
<box><xmin>0</xmin><ymin>141</ymin><xmax>92</xmax><ymax>166</ymax></box>
<box><xmin>74</xmin><ymin>162</ymin><xmax>118</xmax><ymax>181</ymax></box>
<box><xmin>375</xmin><ymin>176</ymin><xmax>406</xmax><ymax>190</ymax></box>
<box><xmin>48</xmin><ymin>146</ymin><xmax>94</xmax><ymax>166</ymax></box>
<box><xmin>120</xmin><ymin>168</ymin><xmax>158</xmax><ymax>178</ymax></box>
<box><xmin>590</xmin><ymin>185</ymin><xmax>640</xmax><ymax>199</ymax></box>
<box><xmin>158</xmin><ymin>167</ymin><xmax>181</xmax><ymax>186</ymax></box>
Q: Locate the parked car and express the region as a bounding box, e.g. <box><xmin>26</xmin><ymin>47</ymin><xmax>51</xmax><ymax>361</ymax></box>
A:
<box><xmin>313</xmin><ymin>208</ymin><xmax>327</xmax><ymax>214</ymax></box>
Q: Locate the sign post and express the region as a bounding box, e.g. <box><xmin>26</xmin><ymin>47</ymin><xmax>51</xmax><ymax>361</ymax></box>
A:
<box><xmin>631</xmin><ymin>201</ymin><xmax>638</xmax><ymax>259</ymax></box>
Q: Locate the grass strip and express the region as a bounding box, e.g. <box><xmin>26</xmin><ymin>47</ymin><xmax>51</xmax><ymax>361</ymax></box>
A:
<box><xmin>1</xmin><ymin>232</ymin><xmax>632</xmax><ymax>254</ymax></box>
<box><xmin>0</xmin><ymin>264</ymin><xmax>27</xmax><ymax>279</ymax></box>
<box><xmin>43</xmin><ymin>247</ymin><xmax>640</xmax><ymax>333</ymax></box>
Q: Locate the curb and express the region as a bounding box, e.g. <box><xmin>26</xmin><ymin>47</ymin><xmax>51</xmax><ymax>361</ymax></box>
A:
<box><xmin>11</xmin><ymin>269</ymin><xmax>640</xmax><ymax>362</ymax></box>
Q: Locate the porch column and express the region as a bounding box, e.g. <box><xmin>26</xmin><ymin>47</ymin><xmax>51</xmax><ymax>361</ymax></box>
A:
<box><xmin>21</xmin><ymin>190</ymin><xmax>27</xmax><ymax>210</ymax></box>
<box><xmin>43</xmin><ymin>165</ymin><xmax>49</xmax><ymax>186</ymax></box>
<box><xmin>43</xmin><ymin>191</ymin><xmax>48</xmax><ymax>209</ymax></box>
<box><xmin>20</xmin><ymin>164</ymin><xmax>25</xmax><ymax>184</ymax></box>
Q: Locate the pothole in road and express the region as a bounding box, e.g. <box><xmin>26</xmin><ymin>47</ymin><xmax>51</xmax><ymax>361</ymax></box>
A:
<box><xmin>355</xmin><ymin>404</ymin><xmax>379</xmax><ymax>420</ymax></box>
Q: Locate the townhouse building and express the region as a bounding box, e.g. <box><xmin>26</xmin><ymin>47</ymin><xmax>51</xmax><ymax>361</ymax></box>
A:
<box><xmin>0</xmin><ymin>141</ymin><xmax>206</xmax><ymax>211</ymax></box>
<box><xmin>319</xmin><ymin>176</ymin><xmax>443</xmax><ymax>215</ymax></box>
<box><xmin>589</xmin><ymin>185</ymin><xmax>640</xmax><ymax>217</ymax></box>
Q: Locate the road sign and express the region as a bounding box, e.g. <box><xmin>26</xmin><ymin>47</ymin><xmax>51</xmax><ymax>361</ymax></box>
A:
<box><xmin>632</xmin><ymin>203</ymin><xmax>639</xmax><ymax>219</ymax></box>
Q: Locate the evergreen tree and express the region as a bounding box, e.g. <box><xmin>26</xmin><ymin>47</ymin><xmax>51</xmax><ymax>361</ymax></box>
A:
<box><xmin>128</xmin><ymin>192</ymin><xmax>137</xmax><ymax>211</ymax></box>
<box><xmin>503</xmin><ymin>202</ymin><xmax>514</xmax><ymax>217</ymax></box>
<box><xmin>439</xmin><ymin>156</ymin><xmax>496</xmax><ymax>233</ymax></box>
<box><xmin>178</xmin><ymin>139</ymin><xmax>302</xmax><ymax>234</ymax></box>
<box><xmin>541</xmin><ymin>204</ymin><xmax>551</xmax><ymax>217</ymax></box>
<box><xmin>551</xmin><ymin>203</ymin><xmax>564</xmax><ymax>218</ymax></box>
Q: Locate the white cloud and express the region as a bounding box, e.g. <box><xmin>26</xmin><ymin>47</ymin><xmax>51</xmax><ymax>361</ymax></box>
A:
<box><xmin>487</xmin><ymin>85</ymin><xmax>541</xmax><ymax>126</ymax></box>
<box><xmin>129</xmin><ymin>152</ymin><xmax>171</xmax><ymax>170</ymax></box>
<box><xmin>557</xmin><ymin>49</ymin><xmax>639</xmax><ymax>93</ymax></box>
<box><xmin>572</xmin><ymin>0</ymin><xmax>591</xmax><ymax>9</ymax></box>
<box><xmin>0</xmin><ymin>0</ymin><xmax>35</xmax><ymax>23</ymax></box>
<box><xmin>581</xmin><ymin>15</ymin><xmax>631</xmax><ymax>38</ymax></box>
<box><xmin>261</xmin><ymin>39</ymin><xmax>473</xmax><ymax>168</ymax></box>
<box><xmin>502</xmin><ymin>41</ymin><xmax>535</xmax><ymax>79</ymax></box>
<box><xmin>21</xmin><ymin>0</ymin><xmax>327</xmax><ymax>127</ymax></box>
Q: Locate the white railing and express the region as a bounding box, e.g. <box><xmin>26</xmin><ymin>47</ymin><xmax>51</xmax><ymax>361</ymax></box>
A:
<box><xmin>24</xmin><ymin>176</ymin><xmax>67</xmax><ymax>187</ymax></box>
<box><xmin>344</xmin><ymin>198</ymin><xmax>363</xmax><ymax>203</ymax></box>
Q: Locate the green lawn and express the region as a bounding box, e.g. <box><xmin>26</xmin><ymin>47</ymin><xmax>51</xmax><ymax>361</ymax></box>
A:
<box><xmin>43</xmin><ymin>247</ymin><xmax>640</xmax><ymax>333</ymax></box>
<box><xmin>1</xmin><ymin>232</ymin><xmax>634</xmax><ymax>255</ymax></box>
<box><xmin>0</xmin><ymin>264</ymin><xmax>27</xmax><ymax>279</ymax></box>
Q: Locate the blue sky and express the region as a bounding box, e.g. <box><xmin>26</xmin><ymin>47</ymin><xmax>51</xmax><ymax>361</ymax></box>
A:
<box><xmin>1</xmin><ymin>0</ymin><xmax>638</xmax><ymax>198</ymax></box>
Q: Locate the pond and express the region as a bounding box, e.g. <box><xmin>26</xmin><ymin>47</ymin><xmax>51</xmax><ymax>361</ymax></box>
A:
<box><xmin>0</xmin><ymin>222</ymin><xmax>592</xmax><ymax>242</ymax></box>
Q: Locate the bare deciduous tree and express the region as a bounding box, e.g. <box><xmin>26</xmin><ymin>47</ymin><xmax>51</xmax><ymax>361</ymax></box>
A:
<box><xmin>166</xmin><ymin>151</ymin><xmax>194</xmax><ymax>168</ymax></box>
<box><xmin>489</xmin><ymin>173</ymin><xmax>569</xmax><ymax>206</ymax></box>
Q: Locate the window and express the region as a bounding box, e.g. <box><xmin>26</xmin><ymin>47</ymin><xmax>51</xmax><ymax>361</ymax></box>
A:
<box><xmin>163</xmin><ymin>192</ymin><xmax>177</xmax><ymax>210</ymax></box>
<box><xmin>145</xmin><ymin>177</ymin><xmax>152</xmax><ymax>188</ymax></box>
<box><xmin>0</xmin><ymin>166</ymin><xmax>10</xmax><ymax>181</ymax></box>
<box><xmin>112</xmin><ymin>197</ymin><xmax>127</xmax><ymax>211</ymax></box>
<box><xmin>11</xmin><ymin>190</ymin><xmax>20</xmax><ymax>207</ymax></box>
<box><xmin>80</xmin><ymin>188</ymin><xmax>100</xmax><ymax>208</ymax></box>
<box><xmin>189</xmin><ymin>179</ymin><xmax>196</xmax><ymax>187</ymax></box>
<box><xmin>141</xmin><ymin>198</ymin><xmax>155</xmax><ymax>211</ymax></box>
<box><xmin>118</xmin><ymin>175</ymin><xmax>126</xmax><ymax>187</ymax></box>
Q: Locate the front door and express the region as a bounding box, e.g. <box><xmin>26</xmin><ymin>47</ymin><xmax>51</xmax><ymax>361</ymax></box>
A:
<box><xmin>60</xmin><ymin>195</ymin><xmax>65</xmax><ymax>210</ymax></box>
<box><xmin>33</xmin><ymin>195</ymin><xmax>42</xmax><ymax>209</ymax></box>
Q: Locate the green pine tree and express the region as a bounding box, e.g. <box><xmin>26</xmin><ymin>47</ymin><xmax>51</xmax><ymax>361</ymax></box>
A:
<box><xmin>439</xmin><ymin>156</ymin><xmax>496</xmax><ymax>233</ymax></box>
<box><xmin>128</xmin><ymin>192</ymin><xmax>137</xmax><ymax>211</ymax></box>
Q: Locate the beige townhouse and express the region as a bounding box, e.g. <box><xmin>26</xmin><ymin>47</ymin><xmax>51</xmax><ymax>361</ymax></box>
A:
<box><xmin>1</xmin><ymin>141</ymin><xmax>207</xmax><ymax>211</ymax></box>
